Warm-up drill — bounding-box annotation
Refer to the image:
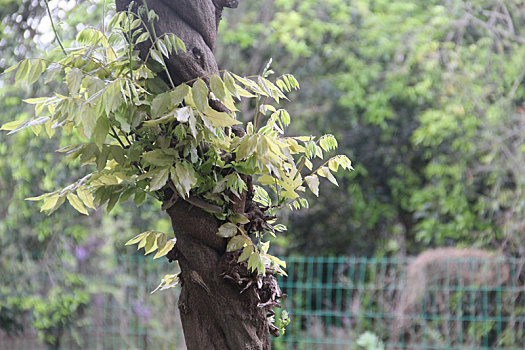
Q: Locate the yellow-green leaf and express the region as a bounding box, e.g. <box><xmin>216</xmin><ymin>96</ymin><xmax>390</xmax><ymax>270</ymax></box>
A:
<box><xmin>151</xmin><ymin>273</ymin><xmax>180</xmax><ymax>294</ymax></box>
<box><xmin>77</xmin><ymin>189</ymin><xmax>96</xmax><ymax>209</ymax></box>
<box><xmin>15</xmin><ymin>59</ymin><xmax>30</xmax><ymax>83</ymax></box>
<box><xmin>67</xmin><ymin>193</ymin><xmax>89</xmax><ymax>215</ymax></box>
<box><xmin>153</xmin><ymin>239</ymin><xmax>176</xmax><ymax>259</ymax></box>
<box><xmin>317</xmin><ymin>166</ymin><xmax>338</xmax><ymax>186</ymax></box>
<box><xmin>144</xmin><ymin>233</ymin><xmax>159</xmax><ymax>255</ymax></box>
<box><xmin>27</xmin><ymin>60</ymin><xmax>45</xmax><ymax>85</ymax></box>
<box><xmin>25</xmin><ymin>193</ymin><xmax>49</xmax><ymax>201</ymax></box>
<box><xmin>238</xmin><ymin>245</ymin><xmax>254</xmax><ymax>263</ymax></box>
<box><xmin>305</xmin><ymin>175</ymin><xmax>320</xmax><ymax>197</ymax></box>
<box><xmin>0</xmin><ymin>120</ymin><xmax>24</xmax><ymax>131</ymax></box>
<box><xmin>40</xmin><ymin>195</ymin><xmax>59</xmax><ymax>211</ymax></box>
<box><xmin>138</xmin><ymin>231</ymin><xmax>154</xmax><ymax>250</ymax></box>
<box><xmin>125</xmin><ymin>232</ymin><xmax>148</xmax><ymax>246</ymax></box>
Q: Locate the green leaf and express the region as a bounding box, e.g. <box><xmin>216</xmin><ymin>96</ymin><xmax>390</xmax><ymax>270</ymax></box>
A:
<box><xmin>66</xmin><ymin>68</ymin><xmax>83</xmax><ymax>94</ymax></box>
<box><xmin>171</xmin><ymin>84</ymin><xmax>190</xmax><ymax>106</ymax></box>
<box><xmin>192</xmin><ymin>79</ymin><xmax>209</xmax><ymax>112</ymax></box>
<box><xmin>174</xmin><ymin>107</ymin><xmax>192</xmax><ymax>123</ymax></box>
<box><xmin>210</xmin><ymin>74</ymin><xmax>226</xmax><ymax>101</ymax></box>
<box><xmin>319</xmin><ymin>134</ymin><xmax>338</xmax><ymax>152</ymax></box>
<box><xmin>248</xmin><ymin>251</ymin><xmax>260</xmax><ymax>272</ymax></box>
<box><xmin>27</xmin><ymin>60</ymin><xmax>45</xmax><ymax>85</ymax></box>
<box><xmin>202</xmin><ymin>107</ymin><xmax>242</xmax><ymax>128</ymax></box>
<box><xmin>142</xmin><ymin>149</ymin><xmax>176</xmax><ymax>166</ymax></box>
<box><xmin>4</xmin><ymin>61</ymin><xmax>20</xmax><ymax>74</ymax></box>
<box><xmin>7</xmin><ymin>116</ymin><xmax>49</xmax><ymax>135</ymax></box>
<box><xmin>67</xmin><ymin>193</ymin><xmax>89</xmax><ymax>215</ymax></box>
<box><xmin>151</xmin><ymin>92</ymin><xmax>172</xmax><ymax>117</ymax></box>
<box><xmin>328</xmin><ymin>155</ymin><xmax>353</xmax><ymax>172</ymax></box>
<box><xmin>217</xmin><ymin>222</ymin><xmax>238</xmax><ymax>238</ymax></box>
<box><xmin>15</xmin><ymin>59</ymin><xmax>30</xmax><ymax>83</ymax></box>
<box><xmin>153</xmin><ymin>238</ymin><xmax>176</xmax><ymax>259</ymax></box>
<box><xmin>142</xmin><ymin>113</ymin><xmax>175</xmax><ymax>127</ymax></box>
<box><xmin>144</xmin><ymin>234</ymin><xmax>159</xmax><ymax>255</ymax></box>
<box><xmin>151</xmin><ymin>273</ymin><xmax>180</xmax><ymax>294</ymax></box>
<box><xmin>223</xmin><ymin>71</ymin><xmax>239</xmax><ymax>98</ymax></box>
<box><xmin>175</xmin><ymin>36</ymin><xmax>186</xmax><ymax>52</ymax></box>
<box><xmin>229</xmin><ymin>213</ymin><xmax>250</xmax><ymax>225</ymax></box>
<box><xmin>96</xmin><ymin>145</ymin><xmax>109</xmax><ymax>171</ymax></box>
<box><xmin>171</xmin><ymin>161</ymin><xmax>197</xmax><ymax>197</ymax></box>
<box><xmin>94</xmin><ymin>116</ymin><xmax>109</xmax><ymax>149</ymax></box>
<box><xmin>48</xmin><ymin>195</ymin><xmax>66</xmax><ymax>214</ymax></box>
<box><xmin>226</xmin><ymin>235</ymin><xmax>249</xmax><ymax>252</ymax></box>
<box><xmin>135</xmin><ymin>32</ymin><xmax>150</xmax><ymax>44</ymax></box>
<box><xmin>134</xmin><ymin>190</ymin><xmax>146</xmax><ymax>206</ymax></box>
<box><xmin>150</xmin><ymin>50</ymin><xmax>165</xmax><ymax>66</ymax></box>
<box><xmin>305</xmin><ymin>175</ymin><xmax>320</xmax><ymax>196</ymax></box>
<box><xmin>150</xmin><ymin>168</ymin><xmax>170</xmax><ymax>191</ymax></box>
<box><xmin>236</xmin><ymin>135</ymin><xmax>258</xmax><ymax>160</ymax></box>
<box><xmin>157</xmin><ymin>40</ymin><xmax>169</xmax><ymax>57</ymax></box>
<box><xmin>106</xmin><ymin>191</ymin><xmax>121</xmax><ymax>213</ymax></box>
<box><xmin>268</xmin><ymin>254</ymin><xmax>287</xmax><ymax>268</ymax></box>
<box><xmin>25</xmin><ymin>193</ymin><xmax>49</xmax><ymax>201</ymax></box>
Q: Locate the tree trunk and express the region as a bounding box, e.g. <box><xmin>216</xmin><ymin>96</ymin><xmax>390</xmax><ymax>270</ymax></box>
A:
<box><xmin>115</xmin><ymin>0</ymin><xmax>274</xmax><ymax>348</ymax></box>
<box><xmin>166</xmin><ymin>201</ymin><xmax>270</xmax><ymax>349</ymax></box>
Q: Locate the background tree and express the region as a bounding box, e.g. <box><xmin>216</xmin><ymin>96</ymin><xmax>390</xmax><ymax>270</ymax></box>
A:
<box><xmin>216</xmin><ymin>0</ymin><xmax>525</xmax><ymax>256</ymax></box>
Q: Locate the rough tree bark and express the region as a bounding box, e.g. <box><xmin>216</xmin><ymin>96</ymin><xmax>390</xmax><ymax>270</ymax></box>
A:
<box><xmin>115</xmin><ymin>0</ymin><xmax>279</xmax><ymax>348</ymax></box>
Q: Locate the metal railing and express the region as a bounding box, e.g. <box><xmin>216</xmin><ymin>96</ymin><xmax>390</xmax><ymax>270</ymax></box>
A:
<box><xmin>1</xmin><ymin>255</ymin><xmax>524</xmax><ymax>349</ymax></box>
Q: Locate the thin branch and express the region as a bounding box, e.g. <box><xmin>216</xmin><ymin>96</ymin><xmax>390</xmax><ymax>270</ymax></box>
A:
<box><xmin>43</xmin><ymin>0</ymin><xmax>67</xmax><ymax>56</ymax></box>
<box><xmin>465</xmin><ymin>12</ymin><xmax>525</xmax><ymax>44</ymax></box>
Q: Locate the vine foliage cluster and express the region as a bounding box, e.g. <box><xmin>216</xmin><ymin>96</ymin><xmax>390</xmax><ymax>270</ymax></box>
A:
<box><xmin>2</xmin><ymin>8</ymin><xmax>352</xmax><ymax>294</ymax></box>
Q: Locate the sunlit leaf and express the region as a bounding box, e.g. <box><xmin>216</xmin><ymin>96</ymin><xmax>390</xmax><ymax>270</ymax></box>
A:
<box><xmin>305</xmin><ymin>175</ymin><xmax>320</xmax><ymax>196</ymax></box>
<box><xmin>149</xmin><ymin>168</ymin><xmax>170</xmax><ymax>191</ymax></box>
<box><xmin>67</xmin><ymin>193</ymin><xmax>89</xmax><ymax>215</ymax></box>
<box><xmin>153</xmin><ymin>238</ymin><xmax>176</xmax><ymax>259</ymax></box>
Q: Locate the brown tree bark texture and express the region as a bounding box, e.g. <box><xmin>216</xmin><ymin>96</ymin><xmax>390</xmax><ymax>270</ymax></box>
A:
<box><xmin>114</xmin><ymin>0</ymin><xmax>272</xmax><ymax>349</ymax></box>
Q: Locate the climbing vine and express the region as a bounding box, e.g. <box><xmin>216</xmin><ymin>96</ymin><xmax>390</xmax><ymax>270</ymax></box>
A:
<box><xmin>2</xmin><ymin>8</ymin><xmax>352</xmax><ymax>294</ymax></box>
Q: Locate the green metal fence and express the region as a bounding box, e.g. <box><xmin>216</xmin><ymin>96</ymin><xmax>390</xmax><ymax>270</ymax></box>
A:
<box><xmin>1</xmin><ymin>255</ymin><xmax>524</xmax><ymax>349</ymax></box>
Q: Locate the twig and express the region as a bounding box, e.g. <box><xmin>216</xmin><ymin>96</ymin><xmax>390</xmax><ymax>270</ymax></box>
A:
<box><xmin>43</xmin><ymin>0</ymin><xmax>67</xmax><ymax>56</ymax></box>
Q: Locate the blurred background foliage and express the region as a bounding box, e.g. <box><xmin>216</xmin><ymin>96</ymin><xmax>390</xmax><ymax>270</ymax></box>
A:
<box><xmin>217</xmin><ymin>0</ymin><xmax>525</xmax><ymax>257</ymax></box>
<box><xmin>1</xmin><ymin>0</ymin><xmax>525</xmax><ymax>346</ymax></box>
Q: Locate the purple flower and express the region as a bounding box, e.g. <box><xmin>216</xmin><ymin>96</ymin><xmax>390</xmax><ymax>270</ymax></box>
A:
<box><xmin>74</xmin><ymin>246</ymin><xmax>89</xmax><ymax>262</ymax></box>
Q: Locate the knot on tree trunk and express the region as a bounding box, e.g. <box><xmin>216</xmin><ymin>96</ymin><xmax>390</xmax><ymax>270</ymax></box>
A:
<box><xmin>244</xmin><ymin>199</ymin><xmax>276</xmax><ymax>233</ymax></box>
